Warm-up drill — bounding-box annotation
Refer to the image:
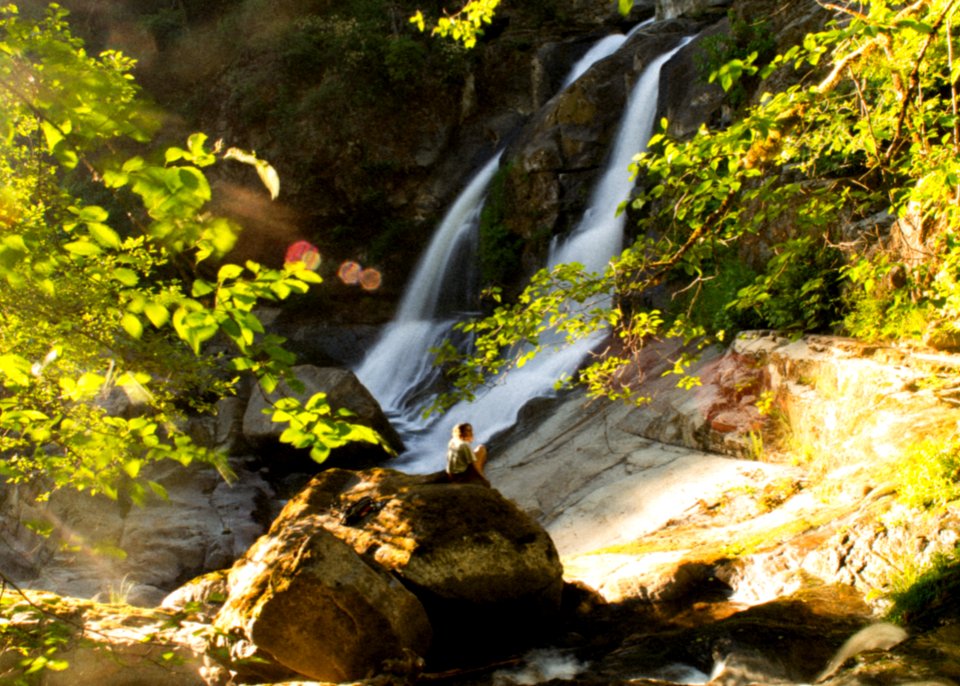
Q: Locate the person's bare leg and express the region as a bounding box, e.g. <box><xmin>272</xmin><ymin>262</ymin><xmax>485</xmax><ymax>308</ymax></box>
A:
<box><xmin>474</xmin><ymin>444</ymin><xmax>487</xmax><ymax>473</ymax></box>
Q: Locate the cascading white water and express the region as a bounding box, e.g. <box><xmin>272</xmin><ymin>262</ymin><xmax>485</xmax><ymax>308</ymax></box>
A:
<box><xmin>356</xmin><ymin>28</ymin><xmax>692</xmax><ymax>470</ymax></box>
<box><xmin>354</xmin><ymin>153</ymin><xmax>501</xmax><ymax>430</ymax></box>
<box><xmin>560</xmin><ymin>18</ymin><xmax>654</xmax><ymax>89</ymax></box>
<box><xmin>354</xmin><ymin>29</ymin><xmax>644</xmax><ymax>435</ymax></box>
<box><xmin>392</xmin><ymin>35</ymin><xmax>693</xmax><ymax>470</ymax></box>
<box><xmin>561</xmin><ymin>35</ymin><xmax>628</xmax><ymax>89</ymax></box>
<box><xmin>551</xmin><ymin>35</ymin><xmax>693</xmax><ymax>271</ymax></box>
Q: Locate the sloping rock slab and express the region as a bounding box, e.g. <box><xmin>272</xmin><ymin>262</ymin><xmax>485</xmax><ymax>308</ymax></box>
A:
<box><xmin>215</xmin><ymin>513</ymin><xmax>431</xmax><ymax>683</ymax></box>
<box><xmin>281</xmin><ymin>468</ymin><xmax>565</xmax><ymax>661</ymax></box>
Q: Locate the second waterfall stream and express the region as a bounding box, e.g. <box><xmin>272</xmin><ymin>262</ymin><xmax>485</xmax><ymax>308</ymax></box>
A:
<box><xmin>355</xmin><ymin>28</ymin><xmax>694</xmax><ymax>471</ymax></box>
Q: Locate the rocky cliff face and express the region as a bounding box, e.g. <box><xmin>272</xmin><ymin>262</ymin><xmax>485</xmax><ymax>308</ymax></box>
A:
<box><xmin>39</xmin><ymin>0</ymin><xmax>832</xmax><ymax>329</ymax></box>
<box><xmin>50</xmin><ymin>0</ymin><xmax>646</xmax><ymax>316</ymax></box>
<box><xmin>47</xmin><ymin>0</ymin><xmax>736</xmax><ymax>321</ymax></box>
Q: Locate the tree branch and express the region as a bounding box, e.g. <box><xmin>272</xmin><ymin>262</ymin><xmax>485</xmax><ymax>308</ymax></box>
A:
<box><xmin>885</xmin><ymin>0</ymin><xmax>960</xmax><ymax>164</ymax></box>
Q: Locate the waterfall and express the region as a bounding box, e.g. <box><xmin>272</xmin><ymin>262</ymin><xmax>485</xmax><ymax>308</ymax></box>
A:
<box><xmin>354</xmin><ymin>153</ymin><xmax>502</xmax><ymax>432</ymax></box>
<box><xmin>354</xmin><ymin>29</ymin><xmax>639</xmax><ymax>431</ymax></box>
<box><xmin>357</xmin><ymin>30</ymin><xmax>692</xmax><ymax>470</ymax></box>
<box><xmin>551</xmin><ymin>35</ymin><xmax>693</xmax><ymax>271</ymax></box>
<box><xmin>560</xmin><ymin>18</ymin><xmax>654</xmax><ymax>89</ymax></box>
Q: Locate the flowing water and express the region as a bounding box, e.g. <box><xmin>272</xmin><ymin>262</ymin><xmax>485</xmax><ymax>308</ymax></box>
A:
<box><xmin>558</xmin><ymin>17</ymin><xmax>653</xmax><ymax>90</ymax></box>
<box><xmin>354</xmin><ymin>26</ymin><xmax>638</xmax><ymax>422</ymax></box>
<box><xmin>355</xmin><ymin>29</ymin><xmax>692</xmax><ymax>471</ymax></box>
<box><xmin>354</xmin><ymin>153</ymin><xmax>502</xmax><ymax>434</ymax></box>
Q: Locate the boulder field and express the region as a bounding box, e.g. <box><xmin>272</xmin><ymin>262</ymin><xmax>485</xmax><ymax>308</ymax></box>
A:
<box><xmin>3</xmin><ymin>332</ymin><xmax>960</xmax><ymax>684</ymax></box>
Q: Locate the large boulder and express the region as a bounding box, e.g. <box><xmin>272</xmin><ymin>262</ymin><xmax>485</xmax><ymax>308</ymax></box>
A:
<box><xmin>214</xmin><ymin>513</ymin><xmax>431</xmax><ymax>683</ymax></box>
<box><xmin>280</xmin><ymin>468</ymin><xmax>565</xmax><ymax>661</ymax></box>
<box><xmin>242</xmin><ymin>365</ymin><xmax>404</xmax><ymax>468</ymax></box>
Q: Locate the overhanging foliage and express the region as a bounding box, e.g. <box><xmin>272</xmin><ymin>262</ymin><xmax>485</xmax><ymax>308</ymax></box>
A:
<box><xmin>0</xmin><ymin>3</ymin><xmax>387</xmax><ymax>506</ymax></box>
<box><xmin>436</xmin><ymin>0</ymin><xmax>960</xmax><ymax>406</ymax></box>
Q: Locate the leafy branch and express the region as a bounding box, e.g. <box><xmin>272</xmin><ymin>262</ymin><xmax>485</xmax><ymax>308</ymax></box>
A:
<box><xmin>0</xmin><ymin>4</ymin><xmax>385</xmax><ymax>506</ymax></box>
<box><xmin>435</xmin><ymin>0</ymin><xmax>960</xmax><ymax>407</ymax></box>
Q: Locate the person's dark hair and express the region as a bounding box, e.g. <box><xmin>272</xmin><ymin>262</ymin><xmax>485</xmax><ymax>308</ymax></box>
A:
<box><xmin>453</xmin><ymin>423</ymin><xmax>473</xmax><ymax>439</ymax></box>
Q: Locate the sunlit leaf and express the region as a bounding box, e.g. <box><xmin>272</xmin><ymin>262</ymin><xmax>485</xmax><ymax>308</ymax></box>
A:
<box><xmin>121</xmin><ymin>312</ymin><xmax>143</xmax><ymax>339</ymax></box>
<box><xmin>64</xmin><ymin>240</ymin><xmax>101</xmax><ymax>256</ymax></box>
<box><xmin>144</xmin><ymin>301</ymin><xmax>169</xmax><ymax>328</ymax></box>
<box><xmin>113</xmin><ymin>268</ymin><xmax>139</xmax><ymax>286</ymax></box>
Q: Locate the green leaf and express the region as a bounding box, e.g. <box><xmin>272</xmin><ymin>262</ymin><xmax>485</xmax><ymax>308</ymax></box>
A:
<box><xmin>270</xmin><ymin>281</ymin><xmax>292</xmax><ymax>299</ymax></box>
<box><xmin>144</xmin><ymin>301</ymin><xmax>169</xmax><ymax>328</ymax></box>
<box><xmin>192</xmin><ymin>279</ymin><xmax>214</xmax><ymax>297</ymax></box>
<box><xmin>0</xmin><ymin>354</ymin><xmax>33</xmax><ymax>387</ymax></box>
<box><xmin>71</xmin><ymin>205</ymin><xmax>109</xmax><ymax>223</ymax></box>
<box><xmin>165</xmin><ymin>146</ymin><xmax>188</xmax><ymax>164</ymax></box>
<box><xmin>64</xmin><ymin>240</ymin><xmax>102</xmax><ymax>256</ymax></box>
<box><xmin>74</xmin><ymin>373</ymin><xmax>107</xmax><ymax>400</ymax></box>
<box><xmin>122</xmin><ymin>312</ymin><xmax>144</xmax><ymax>339</ymax></box>
<box><xmin>124</xmin><ymin>458</ymin><xmax>142</xmax><ymax>478</ymax></box>
<box><xmin>148</xmin><ymin>481</ymin><xmax>169</xmax><ymax>500</ymax></box>
<box><xmin>88</xmin><ymin>222</ymin><xmax>121</xmax><ymax>248</ymax></box>
<box><xmin>218</xmin><ymin>263</ymin><xmax>244</xmax><ymax>282</ymax></box>
<box><xmin>40</xmin><ymin>119</ymin><xmax>64</xmax><ymax>153</ymax></box>
<box><xmin>112</xmin><ymin>268</ymin><xmax>139</xmax><ymax>286</ymax></box>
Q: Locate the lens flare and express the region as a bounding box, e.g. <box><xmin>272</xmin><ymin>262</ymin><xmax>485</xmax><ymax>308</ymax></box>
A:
<box><xmin>338</xmin><ymin>260</ymin><xmax>362</xmax><ymax>285</ymax></box>
<box><xmin>358</xmin><ymin>267</ymin><xmax>382</xmax><ymax>291</ymax></box>
<box><xmin>285</xmin><ymin>240</ymin><xmax>321</xmax><ymax>270</ymax></box>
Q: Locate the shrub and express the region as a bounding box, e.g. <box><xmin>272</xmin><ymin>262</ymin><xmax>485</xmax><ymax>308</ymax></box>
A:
<box><xmin>895</xmin><ymin>437</ymin><xmax>960</xmax><ymax>512</ymax></box>
<box><xmin>696</xmin><ymin>10</ymin><xmax>777</xmax><ymax>110</ymax></box>
<box><xmin>886</xmin><ymin>543</ymin><xmax>960</xmax><ymax>628</ymax></box>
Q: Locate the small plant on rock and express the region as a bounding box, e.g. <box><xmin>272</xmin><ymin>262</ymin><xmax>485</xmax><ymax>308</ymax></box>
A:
<box><xmin>894</xmin><ymin>436</ymin><xmax>960</xmax><ymax>513</ymax></box>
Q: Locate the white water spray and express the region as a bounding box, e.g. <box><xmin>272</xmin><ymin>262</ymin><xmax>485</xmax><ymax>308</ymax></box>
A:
<box><xmin>402</xmin><ymin>36</ymin><xmax>692</xmax><ymax>469</ymax></box>
<box><xmin>551</xmin><ymin>35</ymin><xmax>693</xmax><ymax>271</ymax></box>
<box><xmin>356</xmin><ymin>29</ymin><xmax>693</xmax><ymax>469</ymax></box>
<box><xmin>355</xmin><ymin>30</ymin><xmax>640</xmax><ymax>434</ymax></box>
<box><xmin>561</xmin><ymin>18</ymin><xmax>655</xmax><ymax>89</ymax></box>
<box><xmin>354</xmin><ymin>153</ymin><xmax>501</xmax><ymax>429</ymax></box>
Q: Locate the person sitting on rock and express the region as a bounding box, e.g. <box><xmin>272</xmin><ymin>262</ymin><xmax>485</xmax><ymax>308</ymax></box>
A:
<box><xmin>446</xmin><ymin>422</ymin><xmax>489</xmax><ymax>486</ymax></box>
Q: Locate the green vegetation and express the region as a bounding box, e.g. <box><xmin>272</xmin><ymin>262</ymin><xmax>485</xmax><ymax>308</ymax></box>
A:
<box><xmin>411</xmin><ymin>0</ymin><xmax>503</xmax><ymax>48</ymax></box>
<box><xmin>190</xmin><ymin>0</ymin><xmax>471</xmax><ymax>120</ymax></box>
<box><xmin>731</xmin><ymin>236</ymin><xmax>844</xmax><ymax>333</ymax></box>
<box><xmin>894</xmin><ymin>436</ymin><xmax>960</xmax><ymax>513</ymax></box>
<box><xmin>696</xmin><ymin>10</ymin><xmax>777</xmax><ymax>111</ymax></box>
<box><xmin>438</xmin><ymin>0</ymin><xmax>960</xmax><ymax>409</ymax></box>
<box><xmin>0</xmin><ymin>3</ymin><xmax>386</xmax><ymax>514</ymax></box>
<box><xmin>0</xmin><ymin>592</ymin><xmax>75</xmax><ymax>681</ymax></box>
<box><xmin>0</xmin><ymin>589</ymin><xmax>222</xmax><ymax>684</ymax></box>
<box><xmin>886</xmin><ymin>542</ymin><xmax>960</xmax><ymax>628</ymax></box>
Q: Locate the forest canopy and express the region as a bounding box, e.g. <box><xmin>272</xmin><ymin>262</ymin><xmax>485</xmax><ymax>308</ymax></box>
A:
<box><xmin>0</xmin><ymin>3</ymin><xmax>384</xmax><ymax>505</ymax></box>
